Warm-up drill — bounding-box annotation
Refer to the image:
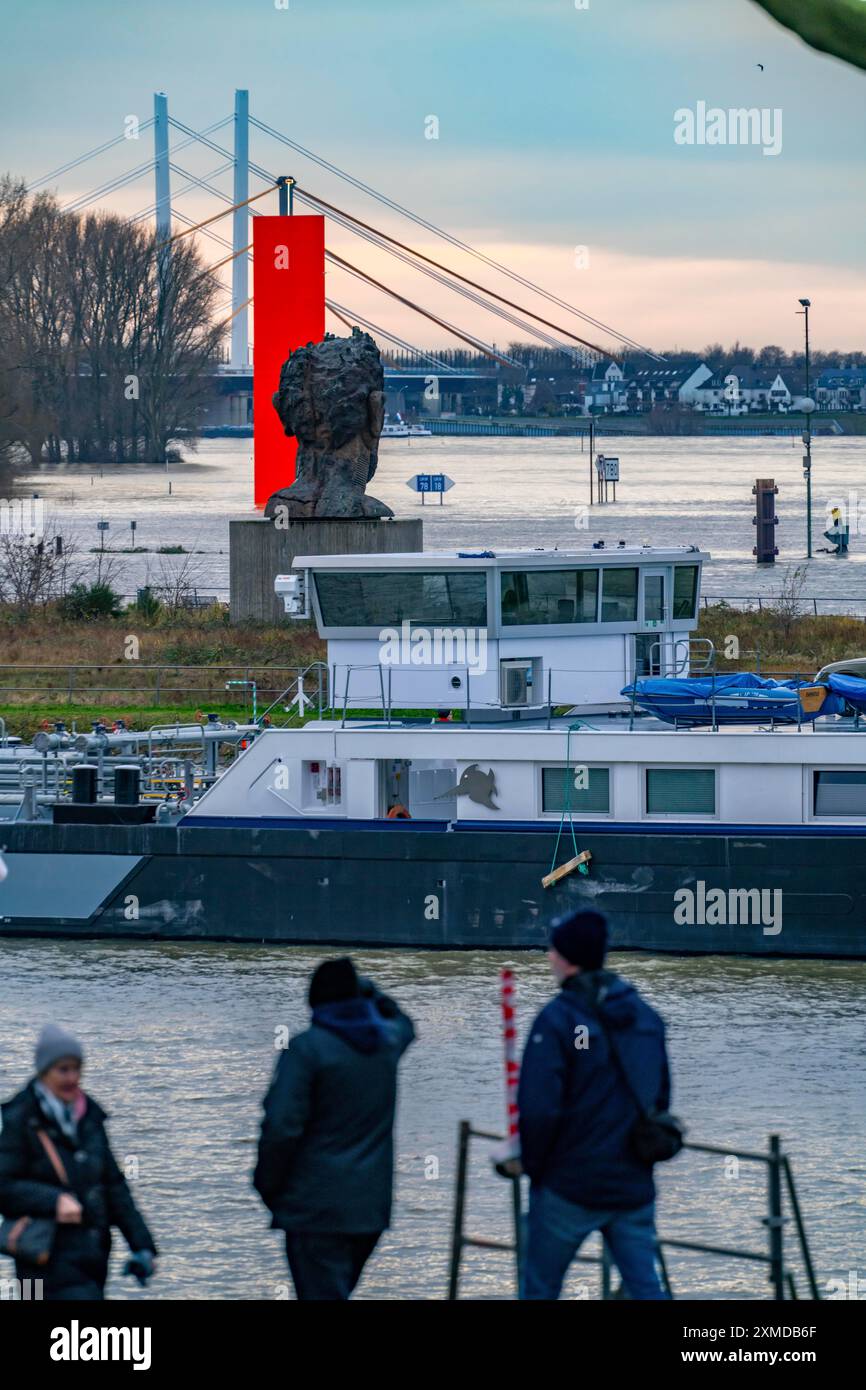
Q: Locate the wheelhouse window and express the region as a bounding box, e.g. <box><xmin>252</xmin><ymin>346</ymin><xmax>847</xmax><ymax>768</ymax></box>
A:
<box><xmin>813</xmin><ymin>770</ymin><xmax>866</xmax><ymax>817</ymax></box>
<box><xmin>314</xmin><ymin>570</ymin><xmax>487</xmax><ymax>627</ymax></box>
<box><xmin>542</xmin><ymin>766</ymin><xmax>610</xmax><ymax>814</ymax></box>
<box><xmin>500</xmin><ymin>569</ymin><xmax>598</xmax><ymax>625</ymax></box>
<box><xmin>601</xmin><ymin>567</ymin><xmax>638</xmax><ymax>623</ymax></box>
<box><xmin>673</xmin><ymin>565</ymin><xmax>699</xmax><ymax>620</ymax></box>
<box><xmin>646</xmin><ymin>768</ymin><xmax>715</xmax><ymax>815</ymax></box>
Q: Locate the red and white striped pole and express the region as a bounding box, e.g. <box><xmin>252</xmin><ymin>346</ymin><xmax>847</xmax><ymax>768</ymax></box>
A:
<box><xmin>501</xmin><ymin>967</ymin><xmax>520</xmax><ymax>1157</ymax></box>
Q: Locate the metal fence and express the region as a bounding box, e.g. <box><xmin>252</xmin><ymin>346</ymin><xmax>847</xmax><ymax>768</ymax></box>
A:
<box><xmin>703</xmin><ymin>594</ymin><xmax>866</xmax><ymax>619</ymax></box>
<box><xmin>448</xmin><ymin>1122</ymin><xmax>819</xmax><ymax>1301</ymax></box>
<box><xmin>0</xmin><ymin>664</ymin><xmax>317</xmax><ymax>708</ymax></box>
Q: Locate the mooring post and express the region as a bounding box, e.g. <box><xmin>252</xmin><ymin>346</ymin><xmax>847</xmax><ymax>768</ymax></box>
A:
<box><xmin>767</xmin><ymin>1134</ymin><xmax>786</xmax><ymax>1300</ymax></box>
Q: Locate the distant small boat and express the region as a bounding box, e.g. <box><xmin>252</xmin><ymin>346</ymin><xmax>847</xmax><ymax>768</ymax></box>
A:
<box><xmin>408</xmin><ymin>423</ymin><xmax>432</xmax><ymax>437</ymax></box>
<box><xmin>382</xmin><ymin>414</ymin><xmax>410</xmax><ymax>438</ymax></box>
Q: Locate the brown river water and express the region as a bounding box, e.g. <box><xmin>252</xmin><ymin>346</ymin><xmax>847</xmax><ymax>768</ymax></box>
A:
<box><xmin>0</xmin><ymin>941</ymin><xmax>862</xmax><ymax>1300</ymax></box>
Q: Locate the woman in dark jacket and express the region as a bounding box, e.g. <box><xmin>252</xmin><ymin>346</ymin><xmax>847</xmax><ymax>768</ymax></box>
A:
<box><xmin>0</xmin><ymin>1024</ymin><xmax>157</xmax><ymax>1300</ymax></box>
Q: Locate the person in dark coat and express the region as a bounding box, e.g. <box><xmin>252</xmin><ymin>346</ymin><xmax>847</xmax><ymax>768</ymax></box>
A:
<box><xmin>518</xmin><ymin>911</ymin><xmax>671</xmax><ymax>1300</ymax></box>
<box><xmin>0</xmin><ymin>1025</ymin><xmax>157</xmax><ymax>1300</ymax></box>
<box><xmin>253</xmin><ymin>957</ymin><xmax>415</xmax><ymax>1300</ymax></box>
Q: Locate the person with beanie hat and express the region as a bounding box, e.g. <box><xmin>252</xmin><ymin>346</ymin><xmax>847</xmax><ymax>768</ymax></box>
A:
<box><xmin>254</xmin><ymin>957</ymin><xmax>414</xmax><ymax>1300</ymax></box>
<box><xmin>517</xmin><ymin>910</ymin><xmax>673</xmax><ymax>1300</ymax></box>
<box><xmin>0</xmin><ymin>1026</ymin><xmax>158</xmax><ymax>1300</ymax></box>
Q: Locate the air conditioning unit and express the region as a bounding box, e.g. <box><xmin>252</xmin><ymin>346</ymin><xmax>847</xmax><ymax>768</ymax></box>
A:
<box><xmin>500</xmin><ymin>658</ymin><xmax>537</xmax><ymax>708</ymax></box>
<box><xmin>275</xmin><ymin>572</ymin><xmax>308</xmax><ymax>619</ymax></box>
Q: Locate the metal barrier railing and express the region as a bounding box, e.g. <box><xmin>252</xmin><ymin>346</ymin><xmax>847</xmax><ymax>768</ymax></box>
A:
<box><xmin>703</xmin><ymin>594</ymin><xmax>866</xmax><ymax>618</ymax></box>
<box><xmin>257</xmin><ymin>662</ymin><xmax>329</xmax><ymax>727</ymax></box>
<box><xmin>0</xmin><ymin>664</ymin><xmax>311</xmax><ymax>707</ymax></box>
<box><xmin>448</xmin><ymin>1123</ymin><xmax>819</xmax><ymax>1301</ymax></box>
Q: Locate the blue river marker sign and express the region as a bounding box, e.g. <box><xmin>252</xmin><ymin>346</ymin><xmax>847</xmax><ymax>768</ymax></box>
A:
<box><xmin>406</xmin><ymin>473</ymin><xmax>455</xmax><ymax>505</ymax></box>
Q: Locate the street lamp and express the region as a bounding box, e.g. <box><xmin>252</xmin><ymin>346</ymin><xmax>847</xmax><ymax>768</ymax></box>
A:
<box><xmin>797</xmin><ymin>298</ymin><xmax>813</xmax><ymax>558</ymax></box>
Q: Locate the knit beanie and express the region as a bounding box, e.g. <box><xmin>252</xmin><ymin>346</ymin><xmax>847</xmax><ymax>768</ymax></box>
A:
<box><xmin>309</xmin><ymin>957</ymin><xmax>360</xmax><ymax>1007</ymax></box>
<box><xmin>35</xmin><ymin>1024</ymin><xmax>84</xmax><ymax>1075</ymax></box>
<box><xmin>550</xmin><ymin>910</ymin><xmax>608</xmax><ymax>971</ymax></box>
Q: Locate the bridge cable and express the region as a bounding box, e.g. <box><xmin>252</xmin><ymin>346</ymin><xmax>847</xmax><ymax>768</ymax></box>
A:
<box><xmin>155</xmin><ymin>152</ymin><xmax>584</xmax><ymax>359</ymax></box>
<box><xmin>296</xmin><ymin>192</ymin><xmax>593</xmax><ymax>361</ymax></box>
<box><xmin>162</xmin><ymin>185</ymin><xmax>275</xmax><ymax>246</ymax></box>
<box><xmin>296</xmin><ymin>188</ymin><xmax>609</xmax><ymax>358</ymax></box>
<box><xmin>324</xmin><ymin>251</ymin><xmax>519</xmax><ymax>366</ymax></box>
<box><xmin>30</xmin><ymin>121</ymin><xmax>156</xmax><ymax>189</ymax></box>
<box><xmin>324</xmin><ymin>300</ymin><xmax>461</xmax><ymax>373</ymax></box>
<box><xmin>249</xmin><ymin>114</ymin><xmax>662</xmax><ymax>359</ymax></box>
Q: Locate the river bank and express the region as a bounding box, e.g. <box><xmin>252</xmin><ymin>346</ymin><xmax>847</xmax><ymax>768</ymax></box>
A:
<box><xmin>0</xmin><ymin>603</ymin><xmax>864</xmax><ymax>738</ymax></box>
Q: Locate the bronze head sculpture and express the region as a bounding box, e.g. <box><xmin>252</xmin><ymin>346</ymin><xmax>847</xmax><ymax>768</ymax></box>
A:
<box><xmin>264</xmin><ymin>328</ymin><xmax>394</xmax><ymax>519</ymax></box>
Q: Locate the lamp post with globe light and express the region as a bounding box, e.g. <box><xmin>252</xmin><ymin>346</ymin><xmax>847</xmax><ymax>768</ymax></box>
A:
<box><xmin>801</xmin><ymin>397</ymin><xmax>816</xmax><ymax>558</ymax></box>
<box><xmin>797</xmin><ymin>298</ymin><xmax>814</xmax><ymax>558</ymax></box>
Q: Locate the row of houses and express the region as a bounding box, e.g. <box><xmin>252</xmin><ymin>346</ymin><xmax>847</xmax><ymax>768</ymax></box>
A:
<box><xmin>542</xmin><ymin>361</ymin><xmax>866</xmax><ymax>416</ymax></box>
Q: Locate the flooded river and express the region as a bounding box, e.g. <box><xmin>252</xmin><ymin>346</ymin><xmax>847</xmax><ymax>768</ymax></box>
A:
<box><xmin>0</xmin><ymin>941</ymin><xmax>862</xmax><ymax>1300</ymax></box>
<box><xmin>20</xmin><ymin>432</ymin><xmax>866</xmax><ymax>605</ymax></box>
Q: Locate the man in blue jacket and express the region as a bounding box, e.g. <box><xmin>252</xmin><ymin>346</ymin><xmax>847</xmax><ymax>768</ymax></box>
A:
<box><xmin>518</xmin><ymin>910</ymin><xmax>671</xmax><ymax>1300</ymax></box>
<box><xmin>253</xmin><ymin>957</ymin><xmax>414</xmax><ymax>1300</ymax></box>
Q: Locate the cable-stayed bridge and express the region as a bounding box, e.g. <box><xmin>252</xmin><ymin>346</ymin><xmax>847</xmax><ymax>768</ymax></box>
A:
<box><xmin>31</xmin><ymin>89</ymin><xmax>661</xmax><ymax>395</ymax></box>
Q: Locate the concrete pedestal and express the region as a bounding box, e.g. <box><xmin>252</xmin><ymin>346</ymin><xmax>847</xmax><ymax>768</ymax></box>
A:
<box><xmin>229</xmin><ymin>516</ymin><xmax>423</xmax><ymax>623</ymax></box>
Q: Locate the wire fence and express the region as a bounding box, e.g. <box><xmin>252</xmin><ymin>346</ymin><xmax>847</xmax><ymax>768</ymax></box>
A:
<box><xmin>0</xmin><ymin>665</ymin><xmax>310</xmax><ymax>708</ymax></box>
<box><xmin>703</xmin><ymin>594</ymin><xmax>866</xmax><ymax>619</ymax></box>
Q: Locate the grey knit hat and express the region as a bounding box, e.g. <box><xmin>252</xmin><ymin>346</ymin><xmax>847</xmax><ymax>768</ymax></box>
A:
<box><xmin>35</xmin><ymin>1025</ymin><xmax>84</xmax><ymax>1075</ymax></box>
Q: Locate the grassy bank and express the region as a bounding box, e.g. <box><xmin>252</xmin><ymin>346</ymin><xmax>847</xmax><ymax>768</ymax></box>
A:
<box><xmin>697</xmin><ymin>605</ymin><xmax>866</xmax><ymax>675</ymax></box>
<box><xmin>0</xmin><ymin>602</ymin><xmax>863</xmax><ymax>740</ymax></box>
<box><xmin>0</xmin><ymin>606</ymin><xmax>322</xmax><ymax>671</ymax></box>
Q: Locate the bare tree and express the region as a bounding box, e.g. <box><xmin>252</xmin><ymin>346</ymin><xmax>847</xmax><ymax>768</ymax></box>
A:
<box><xmin>0</xmin><ymin>513</ymin><xmax>79</xmax><ymax>613</ymax></box>
<box><xmin>151</xmin><ymin>550</ymin><xmax>209</xmax><ymax>614</ymax></box>
<box><xmin>771</xmin><ymin>564</ymin><xmax>809</xmax><ymax>640</ymax></box>
<box><xmin>0</xmin><ymin>184</ymin><xmax>222</xmax><ymax>470</ymax></box>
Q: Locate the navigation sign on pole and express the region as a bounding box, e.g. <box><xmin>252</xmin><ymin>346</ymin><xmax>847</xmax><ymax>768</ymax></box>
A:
<box><xmin>406</xmin><ymin>473</ymin><xmax>455</xmax><ymax>506</ymax></box>
<box><xmin>594</xmin><ymin>455</ymin><xmax>619</xmax><ymax>504</ymax></box>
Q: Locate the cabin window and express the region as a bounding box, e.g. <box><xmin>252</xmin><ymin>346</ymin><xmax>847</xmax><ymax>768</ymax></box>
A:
<box><xmin>542</xmin><ymin>766</ymin><xmax>610</xmax><ymax>814</ymax></box>
<box><xmin>673</xmin><ymin>565</ymin><xmax>699</xmax><ymax>619</ymax></box>
<box><xmin>601</xmin><ymin>567</ymin><xmax>638</xmax><ymax>622</ymax></box>
<box><xmin>813</xmin><ymin>770</ymin><xmax>866</xmax><ymax>817</ymax></box>
<box><xmin>646</xmin><ymin>767</ymin><xmax>715</xmax><ymax>815</ymax></box>
<box><xmin>314</xmin><ymin>570</ymin><xmax>487</xmax><ymax>627</ymax></box>
<box><xmin>500</xmin><ymin>569</ymin><xmax>598</xmax><ymax>625</ymax></box>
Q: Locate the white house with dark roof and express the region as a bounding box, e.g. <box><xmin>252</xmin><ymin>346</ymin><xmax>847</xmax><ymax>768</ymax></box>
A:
<box><xmin>816</xmin><ymin>368</ymin><xmax>866</xmax><ymax>412</ymax></box>
<box><xmin>692</xmin><ymin>364</ymin><xmax>794</xmax><ymax>413</ymax></box>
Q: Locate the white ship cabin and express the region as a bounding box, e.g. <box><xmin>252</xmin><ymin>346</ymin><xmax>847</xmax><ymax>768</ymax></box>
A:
<box><xmin>185</xmin><ymin>545</ymin><xmax>866</xmax><ymax>830</ymax></box>
<box><xmin>276</xmin><ymin>545</ymin><xmax>709</xmax><ymax>715</ymax></box>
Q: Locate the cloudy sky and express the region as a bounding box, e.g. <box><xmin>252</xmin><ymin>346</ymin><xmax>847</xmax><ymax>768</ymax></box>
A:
<box><xmin>2</xmin><ymin>0</ymin><xmax>864</xmax><ymax>356</ymax></box>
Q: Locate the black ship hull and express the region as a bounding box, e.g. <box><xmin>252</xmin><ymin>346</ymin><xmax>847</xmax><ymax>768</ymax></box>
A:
<box><xmin>1</xmin><ymin>817</ymin><xmax>864</xmax><ymax>958</ymax></box>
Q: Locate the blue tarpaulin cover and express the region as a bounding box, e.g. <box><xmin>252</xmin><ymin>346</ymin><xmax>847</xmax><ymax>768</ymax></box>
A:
<box><xmin>827</xmin><ymin>672</ymin><xmax>866</xmax><ymax>711</ymax></box>
<box><xmin>621</xmin><ymin>672</ymin><xmax>845</xmax><ymax>726</ymax></box>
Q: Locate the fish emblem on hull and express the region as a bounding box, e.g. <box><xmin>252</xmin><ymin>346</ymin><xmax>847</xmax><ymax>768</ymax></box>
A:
<box><xmin>437</xmin><ymin>764</ymin><xmax>499</xmax><ymax>810</ymax></box>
